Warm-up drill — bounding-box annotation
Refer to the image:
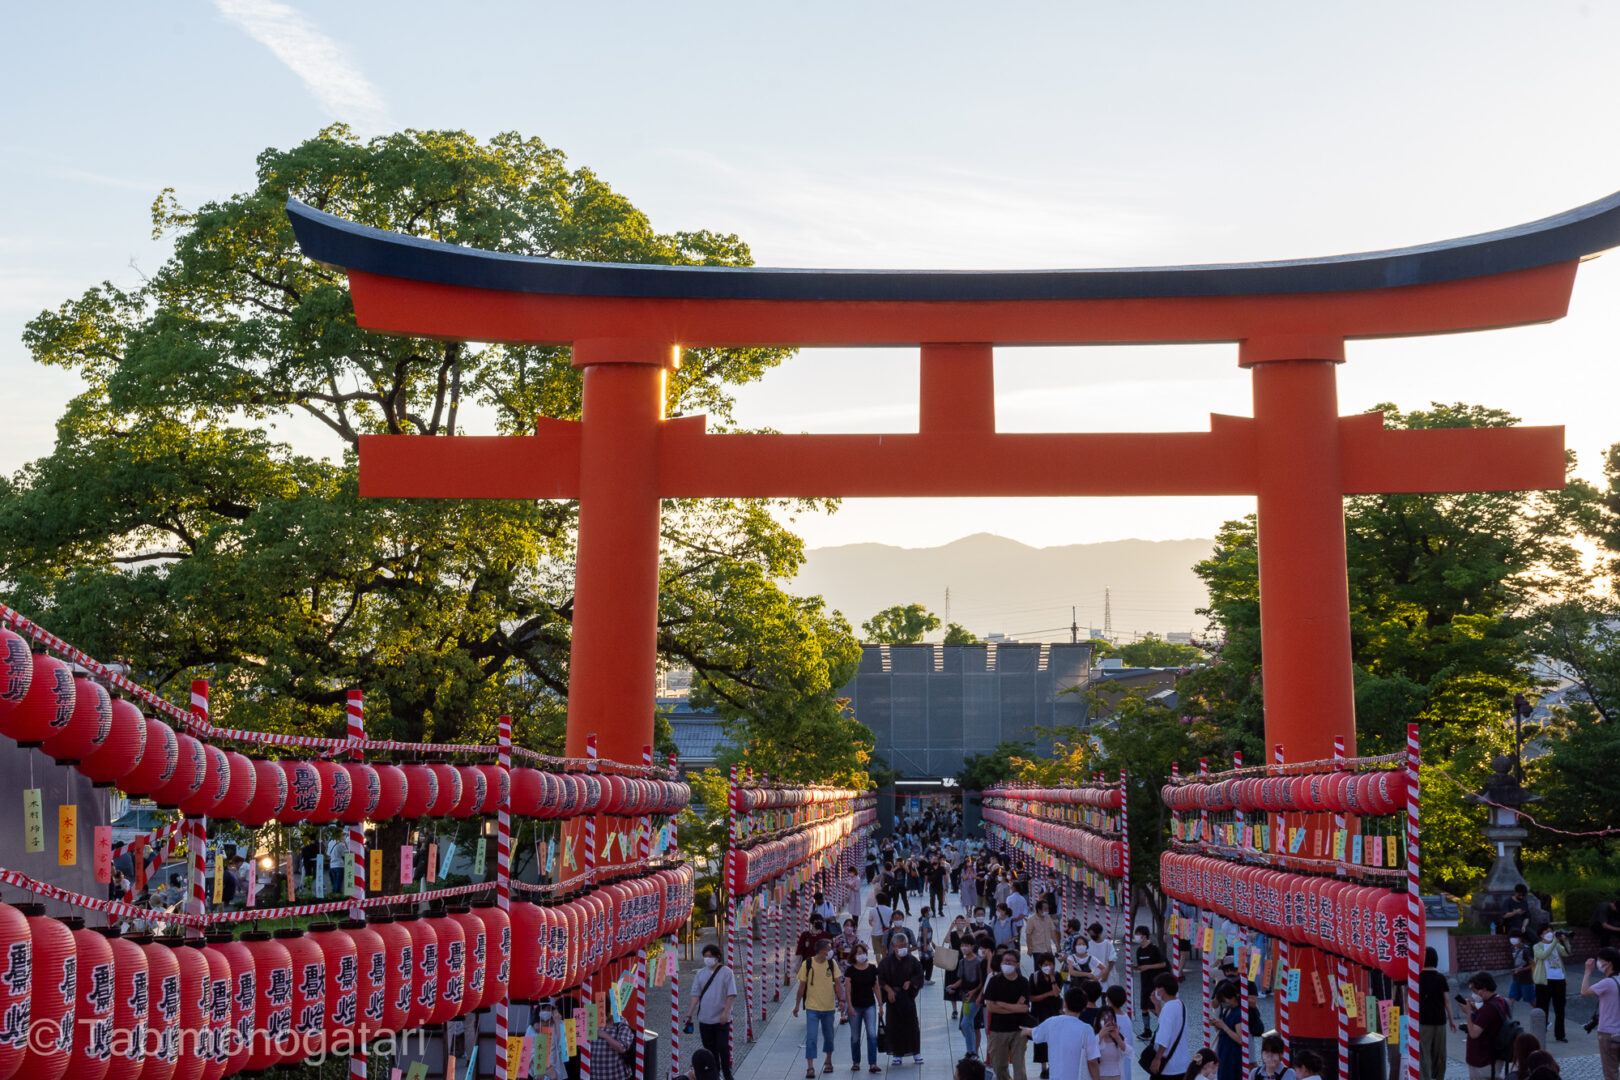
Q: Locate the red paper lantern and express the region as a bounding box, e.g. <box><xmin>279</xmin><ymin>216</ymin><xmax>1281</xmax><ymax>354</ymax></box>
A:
<box><xmin>120</xmin><ymin>719</ymin><xmax>179</xmax><ymax>799</ymax></box>
<box><xmin>0</xmin><ymin>628</ymin><xmax>32</xmax><ymax>721</ymax></box>
<box><xmin>3</xmin><ymin>648</ymin><xmax>75</xmax><ymax>747</ymax></box>
<box><xmin>509</xmin><ymin>903</ymin><xmax>544</xmax><ymax>1002</ymax></box>
<box><xmin>239</xmin><ymin>931</ymin><xmax>292</xmax><ymax>1072</ymax></box>
<box><xmin>538</xmin><ymin>771</ymin><xmax>564</xmax><ymax>818</ymax></box>
<box><xmin>509</xmin><ymin>768</ymin><xmax>542</xmax><ymax>817</ymax></box>
<box><xmin>17</xmin><ymin>903</ymin><xmax>75</xmax><ymax>1080</ymax></box>
<box><xmin>477</xmin><ymin>765</ymin><xmax>507</xmax><ymax>815</ymax></box>
<box><xmin>340</xmin><ymin>764</ymin><xmax>380</xmax><ymax>824</ymax></box>
<box><xmin>0</xmin><ymin>903</ymin><xmax>30</xmax><ymax>1080</ymax></box>
<box><xmin>236</xmin><ymin>758</ymin><xmax>288</xmax><ymax>827</ymax></box>
<box><xmin>132</xmin><ymin>933</ymin><xmax>179</xmax><ymax>1080</ymax></box>
<box><xmin>99</xmin><ymin>930</ymin><xmax>145</xmax><ymax>1080</ymax></box>
<box><xmin>151</xmin><ymin>734</ymin><xmax>207</xmax><ymax>809</ymax></box>
<box><xmin>163</xmin><ymin>935</ymin><xmax>207</xmax><ymax>1080</ymax></box>
<box><xmin>398</xmin><ymin>764</ymin><xmax>436</xmax><ymax>820</ymax></box>
<box><xmin>188</xmin><ymin>940</ymin><xmax>230</xmax><ymax>1080</ymax></box>
<box><xmin>277</xmin><ymin>760</ymin><xmax>322</xmax><ymax>825</ymax></box>
<box><xmin>424</xmin><ymin>911</ymin><xmax>464</xmax><ymax>1024</ymax></box>
<box><xmin>210</xmin><ymin>752</ymin><xmax>256</xmax><ymax>822</ymax></box>
<box><xmin>425</xmin><ymin>764</ymin><xmax>460</xmax><ymax>818</ymax></box>
<box><xmin>305</xmin><ymin>761</ymin><xmax>349</xmax><ymax>825</ymax></box>
<box><xmin>540</xmin><ymin>903</ymin><xmax>572</xmax><ymax>1000</ymax></box>
<box><xmin>76</xmin><ymin>698</ymin><xmax>147</xmax><ymax>789</ymax></box>
<box><xmin>371</xmin><ymin>764</ymin><xmax>408</xmax><ymax>821</ymax></box>
<box><xmin>450</xmin><ymin>766</ymin><xmax>483</xmax><ymax>819</ymax></box>
<box><xmin>62</xmin><ymin>918</ymin><xmax>112</xmax><ymax>1080</ymax></box>
<box><xmin>276</xmin><ymin>928</ymin><xmax>324</xmax><ymax>1063</ymax></box>
<box><xmin>366</xmin><ymin>915</ymin><xmax>411</xmax><ymax>1036</ymax></box>
<box><xmin>43</xmin><ymin>676</ymin><xmax>111</xmax><ymax>766</ymax></box>
<box><xmin>447</xmin><ymin>906</ymin><xmax>486</xmax><ymax>1011</ymax></box>
<box><xmin>338</xmin><ymin>919</ymin><xmax>385</xmax><ymax>1046</ymax></box>
<box><xmin>204</xmin><ymin>934</ymin><xmax>252</xmax><ymax>1080</ymax></box>
<box><xmin>179</xmin><ymin>745</ymin><xmax>231</xmax><ymax>819</ymax></box>
<box><xmin>306</xmin><ymin>924</ymin><xmax>357</xmax><ymax>1052</ymax></box>
<box><xmin>470</xmin><ymin>899</ymin><xmax>509</xmax><ymax>1010</ymax></box>
<box><xmin>1377</xmin><ymin>890</ymin><xmax>1414</xmax><ymax>979</ymax></box>
<box><xmin>397</xmin><ymin>914</ymin><xmax>437</xmax><ymax>1030</ymax></box>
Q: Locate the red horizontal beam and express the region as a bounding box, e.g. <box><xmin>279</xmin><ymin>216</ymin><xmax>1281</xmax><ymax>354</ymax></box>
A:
<box><xmin>345</xmin><ymin>261</ymin><xmax>1578</xmax><ymax>349</ymax></box>
<box><xmin>356</xmin><ymin>415</ymin><xmax>1565</xmax><ymax>501</ymax></box>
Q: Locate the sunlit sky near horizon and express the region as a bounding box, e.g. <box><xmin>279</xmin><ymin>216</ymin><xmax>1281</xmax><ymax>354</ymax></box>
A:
<box><xmin>4</xmin><ymin>1</ymin><xmax>1619</xmax><ymax>568</ymax></box>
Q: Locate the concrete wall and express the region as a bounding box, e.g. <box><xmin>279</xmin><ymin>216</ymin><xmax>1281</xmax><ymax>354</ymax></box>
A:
<box><xmin>0</xmin><ymin>746</ymin><xmax>113</xmax><ymax>918</ymax></box>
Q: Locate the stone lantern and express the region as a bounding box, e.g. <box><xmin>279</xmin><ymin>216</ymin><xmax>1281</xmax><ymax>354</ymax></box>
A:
<box><xmin>1466</xmin><ymin>754</ymin><xmax>1545</xmax><ymax>930</ymax></box>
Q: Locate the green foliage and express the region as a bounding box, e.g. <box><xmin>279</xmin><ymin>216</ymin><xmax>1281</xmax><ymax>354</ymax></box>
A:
<box><xmin>1116</xmin><ymin>634</ymin><xmax>1204</xmax><ymax>669</ymax></box>
<box><xmin>2</xmin><ymin>127</ymin><xmax>852</xmax><ymax>776</ymax></box>
<box><xmin>1179</xmin><ymin>403</ymin><xmax>1602</xmax><ymax>893</ymax></box>
<box><xmin>943</xmin><ymin>622</ymin><xmax>978</xmax><ymax>645</ymax></box>
<box><xmin>957</xmin><ymin>740</ymin><xmax>1032</xmax><ymax>791</ymax></box>
<box><xmin>862</xmin><ymin>603</ymin><xmax>940</xmax><ymax>644</ymax></box>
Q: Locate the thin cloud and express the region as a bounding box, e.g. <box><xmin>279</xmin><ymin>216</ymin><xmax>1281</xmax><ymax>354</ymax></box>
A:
<box><xmin>212</xmin><ymin>0</ymin><xmax>387</xmax><ymax>130</ymax></box>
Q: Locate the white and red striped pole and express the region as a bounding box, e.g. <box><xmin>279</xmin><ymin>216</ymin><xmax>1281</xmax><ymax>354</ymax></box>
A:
<box><xmin>1233</xmin><ymin>751</ymin><xmax>1251</xmax><ymax>1077</ymax></box>
<box><xmin>1333</xmin><ymin>736</ymin><xmax>1350</xmax><ymax>1080</ymax></box>
<box><xmin>496</xmin><ymin>714</ymin><xmax>512</xmax><ymax>1080</ymax></box>
<box><xmin>1170</xmin><ymin>762</ymin><xmax>1182</xmax><ymax>983</ymax></box>
<box><xmin>1199</xmin><ymin>757</ymin><xmax>1212</xmax><ymax>1046</ymax></box>
<box><xmin>727</xmin><ymin>764</ymin><xmax>738</xmax><ymax>1064</ymax></box>
<box><xmin>772</xmin><ymin>888</ymin><xmax>782</xmax><ymax>1001</ymax></box>
<box><xmin>582</xmin><ymin>733</ymin><xmax>598</xmax><ymax>1080</ymax></box>
<box><xmin>1404</xmin><ymin>724</ymin><xmax>1421</xmax><ymax>1080</ymax></box>
<box><xmin>668</xmin><ymin>751</ymin><xmax>681</xmax><ymax>1080</ymax></box>
<box><xmin>1119</xmin><ymin>766</ymin><xmax>1132</xmax><ymax>1040</ymax></box>
<box><xmin>187</xmin><ymin>680</ymin><xmax>210</xmax><ymax>939</ymax></box>
<box><xmin>634</xmin><ymin>744</ymin><xmax>652</xmax><ymax>1080</ymax></box>
<box><xmin>1274</xmin><ymin>743</ymin><xmax>1290</xmax><ymax>1059</ymax></box>
<box><xmin>346</xmin><ymin>690</ymin><xmax>368</xmax><ymax>1080</ymax></box>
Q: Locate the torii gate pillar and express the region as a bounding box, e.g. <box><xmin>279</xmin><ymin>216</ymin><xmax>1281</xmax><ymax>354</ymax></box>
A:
<box><xmin>1247</xmin><ymin>341</ymin><xmax>1357</xmax><ymax>759</ymax></box>
<box><xmin>567</xmin><ymin>343</ymin><xmax>671</xmax><ymax>762</ymax></box>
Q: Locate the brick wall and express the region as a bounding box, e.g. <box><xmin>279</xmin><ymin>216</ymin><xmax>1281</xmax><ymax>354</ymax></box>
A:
<box><xmin>1451</xmin><ymin>929</ymin><xmax>1599</xmax><ymax>974</ymax></box>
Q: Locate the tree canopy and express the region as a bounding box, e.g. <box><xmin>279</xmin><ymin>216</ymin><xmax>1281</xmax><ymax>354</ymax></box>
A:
<box><xmin>4</xmin><ymin>126</ymin><xmax>867</xmax><ymax>784</ymax></box>
<box><xmin>862</xmin><ymin>603</ymin><xmax>941</xmax><ymax>644</ymax></box>
<box><xmin>1113</xmin><ymin>634</ymin><xmax>1204</xmax><ymax>669</ymax></box>
<box><xmin>943</xmin><ymin>622</ymin><xmax>979</xmax><ymax>645</ymax></box>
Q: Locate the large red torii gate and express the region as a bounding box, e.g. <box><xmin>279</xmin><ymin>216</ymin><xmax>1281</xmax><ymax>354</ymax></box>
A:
<box><xmin>289</xmin><ymin>189</ymin><xmax>1619</xmax><ymax>772</ymax></box>
<box><xmin>290</xmin><ymin>189</ymin><xmax>1619</xmax><ymax>1040</ymax></box>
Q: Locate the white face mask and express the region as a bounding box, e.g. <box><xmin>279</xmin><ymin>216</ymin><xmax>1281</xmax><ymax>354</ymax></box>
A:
<box><xmin>1042</xmin><ymin>965</ymin><xmax>1054</xmax><ymax>975</ymax></box>
<box><xmin>703</xmin><ymin>956</ymin><xmax>718</xmax><ymax>969</ymax></box>
<box><xmin>539</xmin><ymin>1009</ymin><xmax>553</xmax><ymax>1021</ymax></box>
<box><xmin>896</xmin><ymin>946</ymin><xmax>909</xmax><ymax>957</ymax></box>
<box><xmin>855</xmin><ymin>952</ymin><xmax>869</xmax><ymax>962</ymax></box>
<box><xmin>1002</xmin><ymin>963</ymin><xmax>1018</xmax><ymax>976</ymax></box>
<box><xmin>1470</xmin><ymin>994</ymin><xmax>1483</xmax><ymax>1006</ymax></box>
<box><xmin>1509</xmin><ymin>938</ymin><xmax>1520</xmax><ymax>946</ymax></box>
<box><xmin>1542</xmin><ymin>933</ymin><xmax>1554</xmax><ymax>943</ymax></box>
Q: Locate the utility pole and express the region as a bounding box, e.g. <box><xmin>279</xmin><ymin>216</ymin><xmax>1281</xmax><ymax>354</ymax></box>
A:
<box><xmin>945</xmin><ymin>587</ymin><xmax>952</xmax><ymax>626</ymax></box>
<box><xmin>1070</xmin><ymin>606</ymin><xmax>1079</xmax><ymax>644</ymax></box>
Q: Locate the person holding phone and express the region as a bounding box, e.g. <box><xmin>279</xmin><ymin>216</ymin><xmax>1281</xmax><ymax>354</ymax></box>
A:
<box><xmin>687</xmin><ymin>944</ymin><xmax>738</xmax><ymax>1080</ymax></box>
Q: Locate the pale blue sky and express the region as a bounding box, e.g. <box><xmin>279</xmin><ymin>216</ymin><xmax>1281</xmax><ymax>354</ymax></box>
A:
<box><xmin>4</xmin><ymin>1</ymin><xmax>1618</xmax><ymax>575</ymax></box>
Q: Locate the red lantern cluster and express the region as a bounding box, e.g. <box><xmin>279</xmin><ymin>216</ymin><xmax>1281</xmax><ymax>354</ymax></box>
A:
<box><xmin>1158</xmin><ymin>770</ymin><xmax>1404</xmax><ymax>816</ymax></box>
<box><xmin>981</xmin><ymin>807</ymin><xmax>1126</xmax><ymax>877</ymax></box>
<box><xmin>724</xmin><ymin>808</ymin><xmax>876</xmax><ymax>895</ymax></box>
<box><xmin>730</xmin><ymin>786</ymin><xmax>862</xmax><ymax>811</ymax></box>
<box><xmin>1159</xmin><ymin>852</ymin><xmax>1416</xmax><ymax>978</ymax></box>
<box><xmin>984</xmin><ymin>784</ymin><xmax>1123</xmax><ymax>810</ymax></box>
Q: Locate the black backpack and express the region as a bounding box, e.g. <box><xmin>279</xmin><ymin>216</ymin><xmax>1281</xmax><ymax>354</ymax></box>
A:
<box><xmin>1488</xmin><ymin>998</ymin><xmax>1522</xmax><ymax>1062</ymax></box>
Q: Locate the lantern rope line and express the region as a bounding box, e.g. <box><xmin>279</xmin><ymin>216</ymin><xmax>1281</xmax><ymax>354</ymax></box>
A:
<box><xmin>1169</xmin><ymin>752</ymin><xmax>1404</xmax><ymax>783</ymax></box>
<box><xmin>1426</xmin><ymin>765</ymin><xmax>1620</xmax><ymax>836</ymax></box>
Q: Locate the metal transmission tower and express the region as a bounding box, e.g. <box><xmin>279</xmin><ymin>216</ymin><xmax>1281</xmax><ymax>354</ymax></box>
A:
<box><xmin>1103</xmin><ymin>587</ymin><xmax>1114</xmax><ymax>643</ymax></box>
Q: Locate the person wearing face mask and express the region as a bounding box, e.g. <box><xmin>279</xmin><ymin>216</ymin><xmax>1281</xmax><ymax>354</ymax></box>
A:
<box><xmin>1146</xmin><ymin>974</ymin><xmax>1190</xmax><ymax>1080</ymax></box>
<box><xmin>1183</xmin><ymin>1048</ymin><xmax>1220</xmax><ymax>1080</ymax></box>
<box><xmin>1135</xmin><ymin>928</ymin><xmax>1167</xmax><ymax>1041</ymax></box>
<box><xmin>879</xmin><ymin>933</ymin><xmax>926</xmax><ymax>1066</ymax></box>
<box><xmin>950</xmin><ymin>940</ymin><xmax>988</xmax><ymax>1047</ymax></box>
<box><xmin>1023</xmin><ymin>985</ymin><xmax>1102</xmax><ymax>1080</ymax></box>
<box><xmin>1026</xmin><ymin>901</ymin><xmax>1060</xmax><ymax>971</ymax></box>
<box><xmin>1508</xmin><ymin>935</ymin><xmax>1536</xmax><ymax>1005</ymax></box>
<box><xmin>844</xmin><ymin>945</ymin><xmax>882</xmax><ymax>1074</ymax></box>
<box><xmin>984</xmin><ymin>951</ymin><xmax>1033</xmax><ymax>1080</ymax></box>
<box><xmin>529</xmin><ymin>1001</ymin><xmax>566</xmax><ymax>1080</ymax></box>
<box><xmin>918</xmin><ymin>908</ymin><xmax>937</xmax><ymax>984</ymax></box>
<box><xmin>1088</xmin><ymin>925</ymin><xmax>1119</xmax><ymax>990</ymax></box>
<box><xmin>1532</xmin><ymin>929</ymin><xmax>1569</xmax><ymax>1043</ymax></box>
<box><xmin>835</xmin><ymin>919</ymin><xmax>863</xmax><ymax>967</ymax></box>
<box><xmin>1249</xmin><ymin>1034</ymin><xmax>1295</xmax><ymax>1080</ymax></box>
<box><xmin>1417</xmin><ymin>947</ymin><xmax>1458</xmax><ymax>1080</ymax></box>
<box><xmin>1462</xmin><ymin>972</ymin><xmax>1508</xmax><ymax>1080</ymax></box>
<box><xmin>1579</xmin><ymin>948</ymin><xmax>1620</xmax><ymax>1080</ymax></box>
<box><xmin>795</xmin><ymin>937</ymin><xmax>848</xmax><ymax>1078</ymax></box>
<box><xmin>687</xmin><ymin>944</ymin><xmax>738</xmax><ymax>1080</ymax></box>
<box><xmin>1028</xmin><ymin>956</ymin><xmax>1063</xmax><ymax>1078</ymax></box>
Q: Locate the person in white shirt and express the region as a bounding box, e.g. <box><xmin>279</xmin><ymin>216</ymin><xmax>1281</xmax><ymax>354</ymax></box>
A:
<box><xmin>1024</xmin><ymin>986</ymin><xmax>1102</xmax><ymax>1080</ymax></box>
<box><xmin>866</xmin><ymin>896</ymin><xmax>896</xmax><ymax>955</ymax></box>
<box><xmin>1147</xmin><ymin>974</ymin><xmax>1191</xmax><ymax>1078</ymax></box>
<box><xmin>1087</xmin><ymin>923</ymin><xmax>1119</xmax><ymax>989</ymax></box>
<box><xmin>812</xmin><ymin>891</ymin><xmax>838</xmax><ymax>923</ymax></box>
<box><xmin>846</xmin><ymin>869</ymin><xmax>864</xmax><ymax>922</ymax></box>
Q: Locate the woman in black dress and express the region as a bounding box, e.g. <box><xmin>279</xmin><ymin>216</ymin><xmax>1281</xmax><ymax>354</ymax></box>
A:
<box><xmin>1028</xmin><ymin>956</ymin><xmax>1063</xmax><ymax>1079</ymax></box>
<box><xmin>878</xmin><ymin>940</ymin><xmax>926</xmax><ymax>1066</ymax></box>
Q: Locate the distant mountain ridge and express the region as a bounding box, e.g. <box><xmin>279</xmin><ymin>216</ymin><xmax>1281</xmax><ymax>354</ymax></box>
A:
<box><xmin>790</xmin><ymin>533</ymin><xmax>1214</xmax><ymax>642</ymax></box>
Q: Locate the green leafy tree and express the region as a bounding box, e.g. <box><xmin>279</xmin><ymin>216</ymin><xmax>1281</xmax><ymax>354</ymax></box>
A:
<box><xmin>862</xmin><ymin>603</ymin><xmax>941</xmax><ymax>644</ymax></box>
<box><xmin>1117</xmin><ymin>634</ymin><xmax>1204</xmax><ymax>668</ymax></box>
<box><xmin>943</xmin><ymin>622</ymin><xmax>978</xmax><ymax>645</ymax></box>
<box><xmin>1178</xmin><ymin>403</ymin><xmax>1598</xmax><ymax>892</ymax></box>
<box><xmin>957</xmin><ymin>740</ymin><xmax>1032</xmax><ymax>792</ymax></box>
<box><xmin>2</xmin><ymin>125</ymin><xmax>860</xmax><ymax>877</ymax></box>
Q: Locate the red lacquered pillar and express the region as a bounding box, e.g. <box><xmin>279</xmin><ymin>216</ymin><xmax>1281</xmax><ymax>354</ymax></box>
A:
<box><xmin>1244</xmin><ymin>337</ymin><xmax>1356</xmax><ymax>1042</ymax></box>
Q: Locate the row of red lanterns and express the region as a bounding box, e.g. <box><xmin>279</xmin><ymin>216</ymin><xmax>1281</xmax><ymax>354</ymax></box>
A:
<box><xmin>1158</xmin><ymin>770</ymin><xmax>1405</xmax><ymax>816</ymax></box>
<box><xmin>0</xmin><ymin>630</ymin><xmax>689</xmax><ymax>824</ymax></box>
<box><xmin>980</xmin><ymin>808</ymin><xmax>1127</xmax><ymax>877</ymax></box>
<box><xmin>1159</xmin><ymin>852</ymin><xmax>1415</xmax><ymax>979</ymax></box>
<box><xmin>983</xmin><ymin>785</ymin><xmax>1124</xmax><ymax>809</ymax></box>
<box><xmin>724</xmin><ymin>809</ymin><xmax>876</xmax><ymax>896</ymax></box>
<box><xmin>0</xmin><ymin>864</ymin><xmax>693</xmax><ymax>1080</ymax></box>
<box><xmin>729</xmin><ymin>787</ymin><xmax>865</xmax><ymax>812</ymax></box>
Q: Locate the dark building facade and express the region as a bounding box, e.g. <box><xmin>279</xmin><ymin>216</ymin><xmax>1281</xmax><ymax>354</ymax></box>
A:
<box><xmin>843</xmin><ymin>641</ymin><xmax>1091</xmax><ymax>780</ymax></box>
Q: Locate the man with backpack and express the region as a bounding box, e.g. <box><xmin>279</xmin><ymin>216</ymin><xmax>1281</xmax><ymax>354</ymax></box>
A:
<box><xmin>1462</xmin><ymin>971</ymin><xmax>1519</xmax><ymax>1080</ymax></box>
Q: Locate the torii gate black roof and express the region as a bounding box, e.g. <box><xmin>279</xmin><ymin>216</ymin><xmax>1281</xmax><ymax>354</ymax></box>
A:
<box><xmin>287</xmin><ymin>189</ymin><xmax>1620</xmax><ymax>303</ymax></box>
